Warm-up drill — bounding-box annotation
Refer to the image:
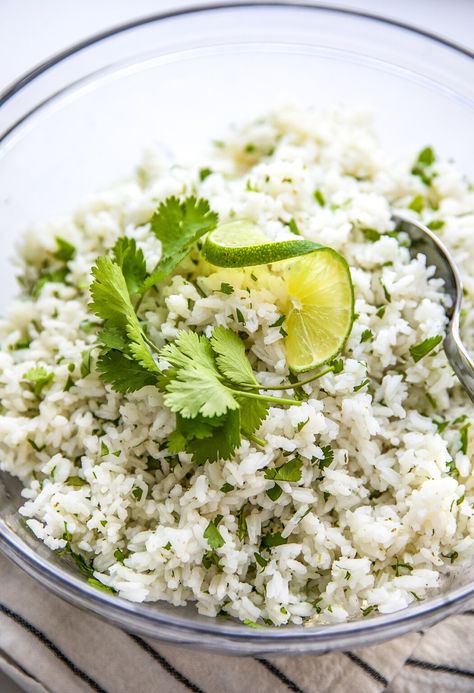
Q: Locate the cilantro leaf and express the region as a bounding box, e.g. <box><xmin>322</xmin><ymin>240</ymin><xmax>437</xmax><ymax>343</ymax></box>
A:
<box><xmin>204</xmin><ymin>520</ymin><xmax>225</xmax><ymax>549</ymax></box>
<box><xmin>238</xmin><ymin>396</ymin><xmax>268</xmax><ymax>436</ymax></box>
<box><xmin>90</xmin><ymin>256</ymin><xmax>159</xmax><ymax>388</ymax></box>
<box><xmin>210</xmin><ymin>327</ymin><xmax>257</xmax><ymax>388</ymax></box>
<box><xmin>98</xmin><ymin>327</ymin><xmax>129</xmax><ymax>352</ymax></box>
<box><xmin>160</xmin><ymin>331</ymin><xmax>216</xmax><ymax>373</ymax></box>
<box><xmin>97</xmin><ymin>350</ymin><xmax>157</xmax><ymax>393</ymax></box>
<box><xmin>151</xmin><ymin>196</ymin><xmax>217</xmax><ymax>256</ymax></box>
<box><xmin>164</xmin><ymin>366</ymin><xmax>239</xmax><ymax>419</ymax></box>
<box><xmin>112</xmin><ymin>237</ymin><xmax>148</xmax><ymax>296</ymax></box>
<box><xmin>265</xmin><ymin>458</ymin><xmax>302</xmax><ymax>482</ymax></box>
<box><xmin>187</xmin><ymin>412</ymin><xmax>241</xmax><ymax>464</ymax></box>
<box><xmin>409</xmin><ymin>335</ymin><xmax>443</xmax><ymax>363</ymax></box>
<box><xmin>141</xmin><ymin>196</ymin><xmax>217</xmax><ymax>293</ymax></box>
<box><xmin>170</xmin><ymin>409</ymin><xmax>241</xmax><ymax>465</ymax></box>
<box><xmin>90</xmin><ymin>256</ymin><xmax>134</xmax><ymax>328</ymax></box>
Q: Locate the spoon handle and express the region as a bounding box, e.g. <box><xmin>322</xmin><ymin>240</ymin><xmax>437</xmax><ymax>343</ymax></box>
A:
<box><xmin>445</xmin><ymin>325</ymin><xmax>474</xmax><ymax>405</ymax></box>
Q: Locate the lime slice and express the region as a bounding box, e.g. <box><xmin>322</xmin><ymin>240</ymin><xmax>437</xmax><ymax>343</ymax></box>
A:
<box><xmin>202</xmin><ymin>220</ymin><xmax>319</xmax><ymax>267</ymax></box>
<box><xmin>284</xmin><ymin>249</ymin><xmax>354</xmax><ymax>372</ymax></box>
<box><xmin>202</xmin><ymin>220</ymin><xmax>354</xmax><ymax>371</ymax></box>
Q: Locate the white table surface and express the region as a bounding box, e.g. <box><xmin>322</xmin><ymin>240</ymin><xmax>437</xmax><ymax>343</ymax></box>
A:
<box><xmin>0</xmin><ymin>1</ymin><xmax>472</xmax><ymax>692</ymax></box>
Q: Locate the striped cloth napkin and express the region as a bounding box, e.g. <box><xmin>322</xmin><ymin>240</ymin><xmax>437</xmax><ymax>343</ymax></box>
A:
<box><xmin>1</xmin><ymin>555</ymin><xmax>473</xmax><ymax>693</ymax></box>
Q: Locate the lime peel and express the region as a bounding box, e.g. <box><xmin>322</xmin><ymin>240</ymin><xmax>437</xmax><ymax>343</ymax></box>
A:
<box><xmin>203</xmin><ymin>220</ymin><xmax>354</xmax><ymax>371</ymax></box>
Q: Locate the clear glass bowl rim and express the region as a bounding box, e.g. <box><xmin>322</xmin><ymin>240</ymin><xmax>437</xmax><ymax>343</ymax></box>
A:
<box><xmin>0</xmin><ymin>1</ymin><xmax>473</xmax><ymax>653</ymax></box>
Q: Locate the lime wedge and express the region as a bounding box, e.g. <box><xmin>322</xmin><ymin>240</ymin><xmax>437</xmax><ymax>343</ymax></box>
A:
<box><xmin>202</xmin><ymin>220</ymin><xmax>319</xmax><ymax>267</ymax></box>
<box><xmin>284</xmin><ymin>250</ymin><xmax>354</xmax><ymax>372</ymax></box>
<box><xmin>202</xmin><ymin>220</ymin><xmax>354</xmax><ymax>371</ymax></box>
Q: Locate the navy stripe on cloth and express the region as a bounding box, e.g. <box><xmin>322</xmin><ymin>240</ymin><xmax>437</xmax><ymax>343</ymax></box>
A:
<box><xmin>0</xmin><ymin>603</ymin><xmax>108</xmax><ymax>693</ymax></box>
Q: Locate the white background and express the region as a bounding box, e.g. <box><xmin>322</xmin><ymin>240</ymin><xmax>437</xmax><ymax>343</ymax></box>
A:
<box><xmin>0</xmin><ymin>1</ymin><xmax>472</xmax><ymax>691</ymax></box>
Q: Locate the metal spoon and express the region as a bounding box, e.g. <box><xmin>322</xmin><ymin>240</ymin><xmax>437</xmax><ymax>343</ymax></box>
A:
<box><xmin>392</xmin><ymin>213</ymin><xmax>474</xmax><ymax>404</ymax></box>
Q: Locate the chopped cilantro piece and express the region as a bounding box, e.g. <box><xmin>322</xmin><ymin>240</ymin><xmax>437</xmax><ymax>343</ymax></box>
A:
<box><xmin>63</xmin><ymin>375</ymin><xmax>75</xmax><ymax>392</ymax></box>
<box><xmin>265</xmin><ymin>458</ymin><xmax>302</xmax><ymax>482</ymax></box>
<box><xmin>114</xmin><ymin>549</ymin><xmax>127</xmax><ymax>562</ymax></box>
<box><xmin>313</xmin><ymin>189</ymin><xmax>325</xmax><ymax>206</ymax></box>
<box><xmin>266</xmin><ymin>483</ymin><xmax>283</xmax><ymax>501</ymax></box>
<box><xmin>54</xmin><ymin>236</ymin><xmax>76</xmax><ymax>263</ymax></box>
<box><xmin>217</xmin><ymin>282</ymin><xmax>234</xmax><ymax>295</ymax></box>
<box><xmin>80</xmin><ymin>349</ymin><xmax>92</xmax><ymax>378</ymax></box>
<box><xmin>361</xmin><ymin>605</ymin><xmax>375</xmax><ymax>617</ymax></box>
<box><xmin>416</xmin><ymin>146</ymin><xmax>436</xmax><ymax>167</ymax></box>
<box><xmin>199</xmin><ymin>167</ymin><xmax>213</xmax><ymax>181</ymax></box>
<box><xmin>66</xmin><ymin>476</ymin><xmax>87</xmax><ymax>487</ymax></box>
<box><xmin>261</xmin><ymin>532</ymin><xmax>288</xmax><ymax>548</ymax></box>
<box><xmin>376</xmin><ymin>306</ymin><xmax>386</xmax><ymax>319</ymax></box>
<box><xmin>132</xmin><ymin>486</ymin><xmax>143</xmax><ymax>501</ymax></box>
<box><xmin>235</xmin><ymin>308</ymin><xmax>245</xmax><ymax>324</ymax></box>
<box><xmin>23</xmin><ymin>367</ymin><xmax>55</xmax><ymax>398</ymax></box>
<box><xmin>408</xmin><ymin>194</ymin><xmax>424</xmax><ymax>213</ymax></box>
<box><xmin>361</xmin><ymin>228</ymin><xmax>381</xmax><ymax>242</ymax></box>
<box><xmin>243</xmin><ymin>619</ymin><xmax>262</xmax><ymax>629</ymax></box>
<box><xmin>100</xmin><ymin>441</ymin><xmax>109</xmax><ymax>456</ymax></box>
<box><xmin>330</xmin><ymin>358</ymin><xmax>344</xmax><ymax>374</ymax></box>
<box><xmin>87</xmin><ymin>577</ymin><xmax>117</xmax><ymax>594</ymax></box>
<box><xmin>427</xmin><ymin>219</ymin><xmax>445</xmax><ymax>231</ymax></box>
<box><xmin>319</xmin><ymin>445</ymin><xmax>334</xmax><ymax>469</ymax></box>
<box><xmin>237</xmin><ymin>504</ymin><xmax>248</xmax><ymax>541</ymax></box>
<box><xmin>460</xmin><ymin>423</ymin><xmax>471</xmax><ymax>455</ymax></box>
<box><xmin>254</xmin><ymin>552</ymin><xmax>269</xmax><ymax>568</ymax></box>
<box><xmin>288</xmin><ymin>219</ymin><xmax>301</xmax><ymax>235</ymax></box>
<box><xmin>446</xmin><ymin>459</ymin><xmax>458</xmax><ymax>476</ymax></box>
<box><xmin>381</xmin><ymin>280</ymin><xmax>391</xmax><ymax>303</ymax></box>
<box><xmin>146</xmin><ymin>456</ymin><xmax>161</xmax><ymax>471</ymax></box>
<box><xmin>270</xmin><ymin>315</ymin><xmax>286</xmax><ymax>328</ymax></box>
<box><xmin>434</xmin><ymin>419</ymin><xmax>449</xmax><ymax>434</ymax></box>
<box><xmin>220</xmin><ymin>482</ymin><xmax>235</xmax><ymax>493</ymax></box>
<box><xmin>204</xmin><ymin>520</ymin><xmax>225</xmax><ymax>549</ymax></box>
<box><xmin>9</xmin><ymin>338</ymin><xmax>31</xmax><ymax>351</ymax></box>
<box><xmin>202</xmin><ymin>550</ymin><xmax>221</xmax><ymax>569</ymax></box>
<box><xmin>409</xmin><ymin>335</ymin><xmax>443</xmax><ymax>363</ymax></box>
<box><xmin>297</xmin><ymin>418</ymin><xmax>309</xmax><ymax>432</ymax></box>
<box><xmin>27</xmin><ymin>439</ymin><xmax>45</xmax><ymax>452</ymax></box>
<box><xmin>360</xmin><ymin>329</ymin><xmax>374</xmax><ymax>343</ymax></box>
<box><xmin>353</xmin><ymin>379</ymin><xmax>370</xmax><ymax>392</ymax></box>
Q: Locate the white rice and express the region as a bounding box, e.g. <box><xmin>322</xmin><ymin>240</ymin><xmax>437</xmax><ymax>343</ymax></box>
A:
<box><xmin>1</xmin><ymin>107</ymin><xmax>473</xmax><ymax>626</ymax></box>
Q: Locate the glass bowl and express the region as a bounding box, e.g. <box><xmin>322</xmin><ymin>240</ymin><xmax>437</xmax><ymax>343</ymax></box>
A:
<box><xmin>0</xmin><ymin>3</ymin><xmax>473</xmax><ymax>655</ymax></box>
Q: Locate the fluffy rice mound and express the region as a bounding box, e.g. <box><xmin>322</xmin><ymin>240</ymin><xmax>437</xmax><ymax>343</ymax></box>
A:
<box><xmin>0</xmin><ymin>108</ymin><xmax>473</xmax><ymax>626</ymax></box>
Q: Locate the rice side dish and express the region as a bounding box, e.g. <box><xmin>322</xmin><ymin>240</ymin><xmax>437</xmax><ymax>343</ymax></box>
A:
<box><xmin>0</xmin><ymin>108</ymin><xmax>473</xmax><ymax>627</ymax></box>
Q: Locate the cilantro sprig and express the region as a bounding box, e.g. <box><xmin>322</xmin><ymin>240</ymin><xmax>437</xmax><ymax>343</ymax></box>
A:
<box><xmin>88</xmin><ymin>194</ymin><xmax>348</xmax><ymax>465</ymax></box>
<box><xmin>159</xmin><ymin>328</ymin><xmax>298</xmax><ymax>464</ymax></box>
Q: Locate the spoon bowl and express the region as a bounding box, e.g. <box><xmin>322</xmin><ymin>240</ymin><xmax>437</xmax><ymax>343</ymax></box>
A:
<box><xmin>393</xmin><ymin>213</ymin><xmax>474</xmax><ymax>403</ymax></box>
